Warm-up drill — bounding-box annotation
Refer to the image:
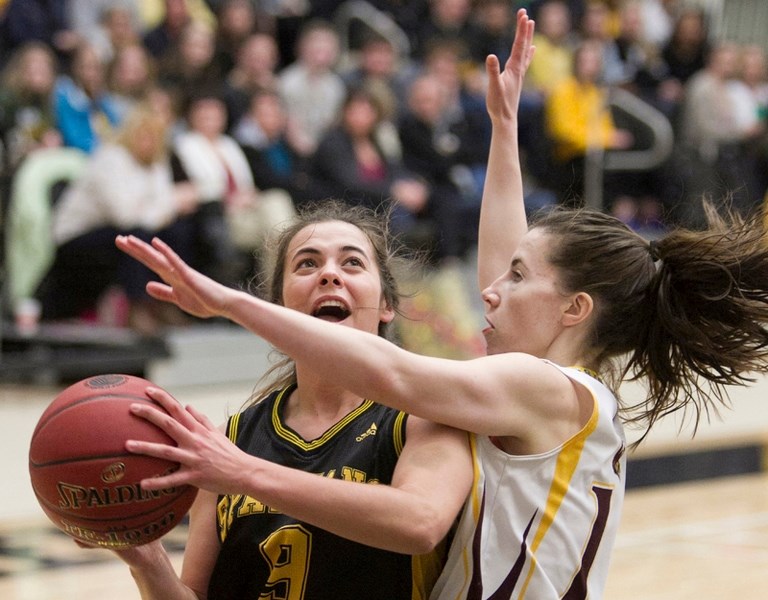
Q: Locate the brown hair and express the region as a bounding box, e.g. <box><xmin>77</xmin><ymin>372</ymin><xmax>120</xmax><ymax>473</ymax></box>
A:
<box><xmin>531</xmin><ymin>203</ymin><xmax>768</xmax><ymax>445</ymax></box>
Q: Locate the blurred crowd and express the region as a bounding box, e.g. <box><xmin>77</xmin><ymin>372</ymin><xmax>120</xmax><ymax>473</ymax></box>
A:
<box><xmin>2</xmin><ymin>0</ymin><xmax>767</xmax><ymax>336</ymax></box>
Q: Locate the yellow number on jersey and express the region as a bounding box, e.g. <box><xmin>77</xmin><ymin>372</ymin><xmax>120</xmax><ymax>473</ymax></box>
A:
<box><xmin>258</xmin><ymin>524</ymin><xmax>312</xmax><ymax>600</ymax></box>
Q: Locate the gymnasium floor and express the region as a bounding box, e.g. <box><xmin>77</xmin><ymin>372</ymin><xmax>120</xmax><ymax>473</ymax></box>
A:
<box><xmin>1</xmin><ymin>377</ymin><xmax>767</xmax><ymax>599</ymax></box>
<box><xmin>1</xmin><ymin>472</ymin><xmax>766</xmax><ymax>599</ymax></box>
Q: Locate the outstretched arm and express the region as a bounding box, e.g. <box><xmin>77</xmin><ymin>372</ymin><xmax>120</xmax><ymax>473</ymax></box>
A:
<box><xmin>116</xmin><ymin>234</ymin><xmax>569</xmax><ymax>439</ymax></box>
<box><xmin>478</xmin><ymin>8</ymin><xmax>536</xmax><ymax>290</ymax></box>
<box><xmin>127</xmin><ymin>387</ymin><xmax>472</xmax><ymax>555</ymax></box>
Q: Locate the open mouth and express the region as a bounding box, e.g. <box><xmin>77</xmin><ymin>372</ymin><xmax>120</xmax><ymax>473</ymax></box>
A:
<box><xmin>482</xmin><ymin>318</ymin><xmax>494</xmax><ymax>335</ymax></box>
<box><xmin>312</xmin><ymin>300</ymin><xmax>351</xmax><ymax>322</ymax></box>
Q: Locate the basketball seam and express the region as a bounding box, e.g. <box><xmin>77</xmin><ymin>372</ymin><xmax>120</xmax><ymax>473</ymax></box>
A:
<box><xmin>31</xmin><ymin>394</ymin><xmax>161</xmax><ymax>438</ymax></box>
<box><xmin>29</xmin><ymin>452</ymin><xmax>157</xmax><ymax>468</ymax></box>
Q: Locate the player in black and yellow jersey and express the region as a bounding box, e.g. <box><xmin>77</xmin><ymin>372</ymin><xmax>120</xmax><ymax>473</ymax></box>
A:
<box><xmin>108</xmin><ymin>200</ymin><xmax>472</xmax><ymax>600</ymax></box>
<box><xmin>210</xmin><ymin>385</ymin><xmax>435</xmax><ymax>599</ymax></box>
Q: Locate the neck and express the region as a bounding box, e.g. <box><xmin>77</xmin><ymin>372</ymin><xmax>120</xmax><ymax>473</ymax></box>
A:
<box><xmin>292</xmin><ymin>366</ymin><xmax>365</xmax><ymax>413</ymax></box>
<box><xmin>284</xmin><ymin>370</ymin><xmax>366</xmax><ymax>440</ymax></box>
<box><xmin>544</xmin><ymin>326</ymin><xmax>600</xmax><ymax>373</ymax></box>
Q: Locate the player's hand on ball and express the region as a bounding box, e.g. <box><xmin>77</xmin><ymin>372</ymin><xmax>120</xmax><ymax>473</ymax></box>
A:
<box><xmin>127</xmin><ymin>387</ymin><xmax>252</xmax><ymax>496</ymax></box>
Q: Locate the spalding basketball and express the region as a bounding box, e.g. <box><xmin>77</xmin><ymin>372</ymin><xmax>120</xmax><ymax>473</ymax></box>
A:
<box><xmin>28</xmin><ymin>374</ymin><xmax>198</xmax><ymax>548</ymax></box>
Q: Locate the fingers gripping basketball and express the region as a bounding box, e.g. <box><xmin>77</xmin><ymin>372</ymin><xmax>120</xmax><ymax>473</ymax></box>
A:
<box><xmin>28</xmin><ymin>374</ymin><xmax>198</xmax><ymax>548</ymax></box>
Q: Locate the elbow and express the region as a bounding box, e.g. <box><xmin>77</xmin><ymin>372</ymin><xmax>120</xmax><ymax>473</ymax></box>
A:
<box><xmin>400</xmin><ymin>505</ymin><xmax>451</xmax><ymax>555</ymax></box>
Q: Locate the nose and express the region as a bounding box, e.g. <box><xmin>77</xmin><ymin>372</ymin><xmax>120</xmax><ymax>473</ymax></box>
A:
<box><xmin>481</xmin><ymin>286</ymin><xmax>500</xmax><ymax>308</ymax></box>
<box><xmin>319</xmin><ymin>263</ymin><xmax>343</xmax><ymax>287</ymax></box>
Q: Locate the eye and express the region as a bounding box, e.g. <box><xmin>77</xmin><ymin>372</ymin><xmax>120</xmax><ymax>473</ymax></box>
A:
<box><xmin>296</xmin><ymin>257</ymin><xmax>317</xmax><ymax>269</ymax></box>
<box><xmin>510</xmin><ymin>270</ymin><xmax>523</xmax><ymax>282</ymax></box>
<box><xmin>344</xmin><ymin>256</ymin><xmax>365</xmax><ymax>267</ymax></box>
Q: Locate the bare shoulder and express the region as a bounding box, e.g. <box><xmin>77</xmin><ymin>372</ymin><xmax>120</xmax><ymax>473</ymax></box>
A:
<box><xmin>479</xmin><ymin>352</ymin><xmax>577</xmax><ymax>404</ymax></box>
<box><xmin>477</xmin><ymin>354</ymin><xmax>592</xmax><ymax>452</ymax></box>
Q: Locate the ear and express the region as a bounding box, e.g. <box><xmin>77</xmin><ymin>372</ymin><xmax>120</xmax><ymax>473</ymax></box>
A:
<box><xmin>561</xmin><ymin>292</ymin><xmax>593</xmax><ymax>327</ymax></box>
<box><xmin>379</xmin><ymin>300</ymin><xmax>396</xmax><ymax>324</ymax></box>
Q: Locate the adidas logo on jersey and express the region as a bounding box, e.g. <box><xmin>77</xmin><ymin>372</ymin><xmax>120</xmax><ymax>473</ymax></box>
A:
<box><xmin>355</xmin><ymin>422</ymin><xmax>378</xmax><ymax>442</ymax></box>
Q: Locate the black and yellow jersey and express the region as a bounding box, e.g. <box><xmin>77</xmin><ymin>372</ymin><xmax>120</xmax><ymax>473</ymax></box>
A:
<box><xmin>208</xmin><ymin>384</ymin><xmax>442</xmax><ymax>600</ymax></box>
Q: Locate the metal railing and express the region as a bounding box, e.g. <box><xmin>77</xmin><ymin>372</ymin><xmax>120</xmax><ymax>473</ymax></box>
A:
<box><xmin>332</xmin><ymin>0</ymin><xmax>411</xmax><ymax>70</ymax></box>
<box><xmin>584</xmin><ymin>88</ymin><xmax>675</xmax><ymax>210</ymax></box>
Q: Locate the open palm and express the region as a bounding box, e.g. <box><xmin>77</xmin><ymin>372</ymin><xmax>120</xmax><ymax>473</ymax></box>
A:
<box><xmin>115</xmin><ymin>235</ymin><xmax>233</xmax><ymax>320</ymax></box>
<box><xmin>485</xmin><ymin>9</ymin><xmax>536</xmax><ymax>122</ymax></box>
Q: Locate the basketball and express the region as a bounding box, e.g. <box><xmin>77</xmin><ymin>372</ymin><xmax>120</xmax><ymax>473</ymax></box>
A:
<box><xmin>28</xmin><ymin>374</ymin><xmax>198</xmax><ymax>548</ymax></box>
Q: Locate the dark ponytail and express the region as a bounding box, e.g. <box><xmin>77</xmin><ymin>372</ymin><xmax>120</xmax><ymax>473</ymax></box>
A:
<box><xmin>625</xmin><ymin>206</ymin><xmax>768</xmax><ymax>442</ymax></box>
<box><xmin>533</xmin><ymin>204</ymin><xmax>768</xmax><ymax>445</ymax></box>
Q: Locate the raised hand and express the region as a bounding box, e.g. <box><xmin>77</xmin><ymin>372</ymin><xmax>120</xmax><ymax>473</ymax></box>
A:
<box><xmin>477</xmin><ymin>9</ymin><xmax>536</xmax><ymax>291</ymax></box>
<box><xmin>485</xmin><ymin>8</ymin><xmax>535</xmax><ymax>124</ymax></box>
<box><xmin>115</xmin><ymin>235</ymin><xmax>235</xmax><ymax>320</ymax></box>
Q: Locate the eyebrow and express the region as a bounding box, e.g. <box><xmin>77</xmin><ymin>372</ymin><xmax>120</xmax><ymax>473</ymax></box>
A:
<box><xmin>291</xmin><ymin>244</ymin><xmax>370</xmax><ymax>260</ymax></box>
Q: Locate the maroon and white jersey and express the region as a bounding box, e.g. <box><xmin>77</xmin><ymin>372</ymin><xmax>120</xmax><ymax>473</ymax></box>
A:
<box><xmin>431</xmin><ymin>363</ymin><xmax>626</xmax><ymax>599</ymax></box>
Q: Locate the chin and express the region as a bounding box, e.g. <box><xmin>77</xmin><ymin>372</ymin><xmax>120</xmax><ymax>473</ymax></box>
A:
<box><xmin>482</xmin><ymin>334</ymin><xmax>499</xmax><ymax>356</ymax></box>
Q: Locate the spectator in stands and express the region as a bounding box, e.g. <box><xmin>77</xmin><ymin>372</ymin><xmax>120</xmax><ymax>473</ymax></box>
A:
<box><xmin>210</xmin><ymin>0</ymin><xmax>271</xmax><ymax>76</ymax></box>
<box><xmin>53</xmin><ymin>41</ymin><xmax>121</xmax><ymax>153</ymax></box>
<box><xmin>661</xmin><ymin>5</ymin><xmax>710</xmax><ymax>83</ymax></box>
<box><xmin>600</xmin><ymin>1</ymin><xmax>672</xmax><ymax>234</ymax></box>
<box><xmin>613</xmin><ymin>0</ymin><xmax>673</xmax><ymax>118</ymax></box>
<box><xmin>544</xmin><ymin>38</ymin><xmax>634</xmax><ymax>207</ymax></box>
<box><xmin>614</xmin><ymin>0</ymin><xmax>667</xmax><ymax>93</ymax></box>
<box><xmin>418</xmin><ymin>38</ymin><xmax>492</xmax><ymax>202</ymax></box>
<box><xmin>157</xmin><ymin>20</ymin><xmax>221</xmax><ymax>113</ymax></box>
<box><xmin>521</xmin><ymin>0</ymin><xmax>577</xmax><ymax>183</ymax></box>
<box><xmin>38</xmin><ymin>104</ymin><xmax>200</xmax><ymax>334</ymax></box>
<box><xmin>638</xmin><ymin>0</ymin><xmax>678</xmax><ymax>48</ymax></box>
<box><xmin>422</xmin><ymin>35</ymin><xmax>488</xmax><ymax>122</ymax></box>
<box><xmin>277</xmin><ymin>19</ymin><xmax>346</xmax><ymax>158</ymax></box>
<box><xmin>658</xmin><ymin>5</ymin><xmax>711</xmax><ymax>130</ymax></box>
<box><xmin>526</xmin><ymin>0</ymin><xmax>576</xmax><ymax>99</ymax></box>
<box><xmin>173</xmin><ymin>90</ymin><xmax>295</xmax><ymax>282</ymax></box>
<box><xmin>82</xmin><ymin>2</ymin><xmax>143</xmax><ymax>64</ymax></box>
<box><xmin>0</xmin><ymin>0</ymin><xmax>81</xmax><ymax>69</ymax></box>
<box><xmin>411</xmin><ymin>0</ymin><xmax>473</xmax><ymax>60</ymax></box>
<box><xmin>222</xmin><ymin>32</ymin><xmax>281</xmax><ymax>128</ymax></box>
<box><xmin>740</xmin><ymin>44</ymin><xmax>768</xmax><ymax>200</ymax></box>
<box><xmin>309</xmin><ymin>85</ymin><xmax>433</xmax><ymax>254</ymax></box>
<box><xmin>234</xmin><ymin>88</ymin><xmax>314</xmax><ymax>206</ymax></box>
<box><xmin>579</xmin><ymin>0</ymin><xmax>627</xmax><ymax>86</ymax></box>
<box><xmin>466</xmin><ymin>0</ymin><xmax>516</xmax><ymax>66</ymax></box>
<box><xmin>68</xmin><ymin>1</ymin><xmax>141</xmax><ymax>51</ymax></box>
<box><xmin>143</xmin><ymin>0</ymin><xmax>193</xmax><ymax>59</ymax></box>
<box><xmin>677</xmin><ymin>41</ymin><xmax>766</xmax><ymax>225</ymax></box>
<box><xmin>340</xmin><ymin>31</ymin><xmax>415</xmax><ymax>121</ymax></box>
<box><xmin>0</xmin><ymin>42</ymin><xmax>62</xmax><ymax>171</ymax></box>
<box><xmin>107</xmin><ymin>43</ymin><xmax>156</xmax><ymax>121</ymax></box>
<box><xmin>398</xmin><ymin>74</ymin><xmax>480</xmax><ymax>260</ymax></box>
<box><xmin>741</xmin><ymin>44</ymin><xmax>768</xmax><ymax>122</ymax></box>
